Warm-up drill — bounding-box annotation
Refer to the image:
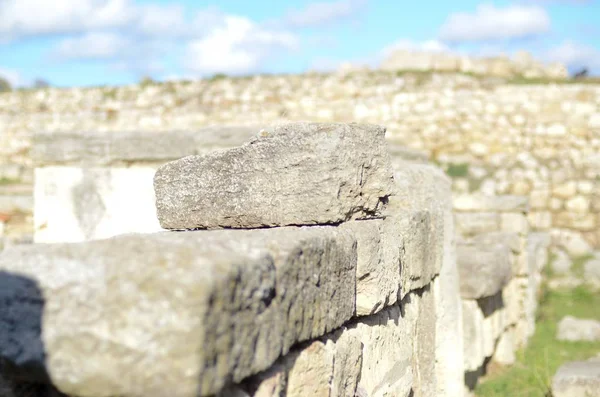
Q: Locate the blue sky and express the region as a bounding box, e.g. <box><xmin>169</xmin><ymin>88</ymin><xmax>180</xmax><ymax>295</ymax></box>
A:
<box><xmin>0</xmin><ymin>0</ymin><xmax>599</xmax><ymax>87</ymax></box>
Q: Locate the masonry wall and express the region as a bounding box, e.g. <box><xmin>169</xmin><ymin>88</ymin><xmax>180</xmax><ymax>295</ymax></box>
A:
<box><xmin>0</xmin><ymin>122</ymin><xmax>550</xmax><ymax>397</ymax></box>
<box><xmin>0</xmin><ymin>72</ymin><xmax>598</xmax><ymax>248</ymax></box>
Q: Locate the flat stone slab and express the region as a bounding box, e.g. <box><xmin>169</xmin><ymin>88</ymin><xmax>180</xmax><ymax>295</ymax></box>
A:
<box><xmin>552</xmin><ymin>359</ymin><xmax>600</xmax><ymax>397</ymax></box>
<box><xmin>154</xmin><ymin>122</ymin><xmax>395</xmax><ymax>230</ymax></box>
<box><xmin>453</xmin><ymin>194</ymin><xmax>529</xmax><ymax>213</ymax></box>
<box><xmin>457</xmin><ymin>243</ymin><xmax>512</xmax><ymax>299</ymax></box>
<box><xmin>557</xmin><ymin>316</ymin><xmax>600</xmax><ymax>342</ymax></box>
<box><xmin>32</xmin><ymin>126</ymin><xmax>260</xmax><ymax>166</ymax></box>
<box><xmin>0</xmin><ymin>226</ymin><xmax>356</xmax><ymax>397</ymax></box>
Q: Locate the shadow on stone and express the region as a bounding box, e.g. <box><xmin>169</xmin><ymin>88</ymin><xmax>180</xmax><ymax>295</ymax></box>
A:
<box><xmin>0</xmin><ymin>270</ymin><xmax>65</xmax><ymax>396</ymax></box>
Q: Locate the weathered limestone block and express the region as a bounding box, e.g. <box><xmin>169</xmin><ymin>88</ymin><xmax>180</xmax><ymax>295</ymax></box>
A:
<box><xmin>240</xmin><ymin>290</ymin><xmax>427</xmax><ymax>397</ymax></box>
<box><xmin>453</xmin><ymin>195</ymin><xmax>529</xmax><ymax>213</ymax></box>
<box><xmin>390</xmin><ymin>163</ymin><xmax>450</xmax><ymax>298</ymax></box>
<box><xmin>0</xmin><ymin>226</ymin><xmax>357</xmax><ymax>397</ymax></box>
<box><xmin>492</xmin><ymin>328</ymin><xmax>516</xmax><ymax>365</ymax></box>
<box><xmin>0</xmin><ymin>195</ymin><xmax>33</xmax><ymax>214</ymax></box>
<box><xmin>154</xmin><ymin>122</ymin><xmax>395</xmax><ymax>230</ymax></box>
<box><xmin>391</xmin><ymin>161</ymin><xmax>462</xmax><ymax>396</ymax></box>
<box><xmin>34</xmin><ymin>167</ymin><xmax>163</xmax><ymax>243</ymax></box>
<box><xmin>552</xmin><ymin>360</ymin><xmax>600</xmax><ymax>397</ymax></box>
<box><xmin>461</xmin><ymin>300</ymin><xmax>486</xmax><ymax>372</ymax></box>
<box><xmin>341</xmin><ymin>209</ymin><xmax>439</xmax><ymax>316</ymax></box>
<box><xmin>470</xmin><ymin>232</ymin><xmax>522</xmax><ymax>254</ymax></box>
<box><xmin>32</xmin><ymin>127</ymin><xmax>259</xmax><ymax>166</ymax></box>
<box><xmin>551</xmin><ymin>229</ymin><xmax>592</xmax><ymax>257</ymax></box>
<box><xmin>353</xmin><ymin>295</ymin><xmax>418</xmax><ymax>397</ymax></box>
<box><xmin>433</xmin><ymin>213</ymin><xmax>465</xmax><ymax>397</ymax></box>
<box><xmin>500</xmin><ymin>212</ymin><xmax>529</xmax><ymax>236</ymax></box>
<box><xmin>557</xmin><ymin>316</ymin><xmax>600</xmax><ymax>342</ymax></box>
<box><xmin>502</xmin><ymin>277</ymin><xmax>532</xmax><ymax>347</ymax></box>
<box><xmin>454</xmin><ymin>212</ymin><xmax>500</xmax><ymax>236</ymax></box>
<box><xmin>457</xmin><ymin>243</ymin><xmax>512</xmax><ymax>299</ymax></box>
<box><xmin>412</xmin><ymin>286</ymin><xmax>438</xmax><ymax>397</ymax></box>
<box><xmin>585</xmin><ymin>258</ymin><xmax>600</xmax><ymax>285</ymax></box>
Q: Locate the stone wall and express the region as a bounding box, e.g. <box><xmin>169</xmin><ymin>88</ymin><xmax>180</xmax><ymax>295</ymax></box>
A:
<box><xmin>0</xmin><ymin>71</ymin><xmax>598</xmax><ymax>249</ymax></box>
<box><xmin>380</xmin><ymin>50</ymin><xmax>568</xmax><ymax>79</ymax></box>
<box><xmin>0</xmin><ymin>122</ymin><xmax>549</xmax><ymax>397</ymax></box>
<box><xmin>453</xmin><ymin>194</ymin><xmax>550</xmax><ymax>390</ymax></box>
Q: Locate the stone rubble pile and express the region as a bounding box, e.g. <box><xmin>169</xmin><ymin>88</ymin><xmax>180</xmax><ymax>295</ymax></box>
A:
<box><xmin>0</xmin><ymin>122</ymin><xmax>551</xmax><ymax>397</ymax></box>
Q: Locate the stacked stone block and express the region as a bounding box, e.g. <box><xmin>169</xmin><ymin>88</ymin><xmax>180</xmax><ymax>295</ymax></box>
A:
<box><xmin>32</xmin><ymin>126</ymin><xmax>259</xmax><ymax>243</ymax></box>
<box><xmin>0</xmin><ymin>123</ymin><xmax>463</xmax><ymax>397</ymax></box>
<box><xmin>453</xmin><ymin>194</ymin><xmax>546</xmax><ymax>391</ymax></box>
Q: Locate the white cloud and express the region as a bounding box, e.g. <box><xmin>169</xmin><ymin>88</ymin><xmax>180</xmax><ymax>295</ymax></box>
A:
<box><xmin>0</xmin><ymin>0</ymin><xmax>205</xmax><ymax>42</ymax></box>
<box><xmin>546</xmin><ymin>40</ymin><xmax>600</xmax><ymax>72</ymax></box>
<box><xmin>52</xmin><ymin>32</ymin><xmax>131</xmax><ymax>60</ymax></box>
<box><xmin>0</xmin><ymin>0</ymin><xmax>132</xmax><ymax>40</ymax></box>
<box><xmin>278</xmin><ymin>0</ymin><xmax>367</xmax><ymax>28</ymax></box>
<box><xmin>184</xmin><ymin>16</ymin><xmax>298</xmax><ymax>76</ymax></box>
<box><xmin>439</xmin><ymin>4</ymin><xmax>551</xmax><ymax>42</ymax></box>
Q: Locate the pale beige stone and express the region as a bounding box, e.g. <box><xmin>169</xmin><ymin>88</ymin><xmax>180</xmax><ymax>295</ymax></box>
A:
<box><xmin>0</xmin><ymin>227</ymin><xmax>357</xmax><ymax>397</ymax></box>
<box><xmin>566</xmin><ymin>196</ymin><xmax>591</xmax><ymax>213</ymax></box>
<box><xmin>455</xmin><ymin>212</ymin><xmax>500</xmax><ymax>237</ymax></box>
<box><xmin>500</xmin><ymin>213</ymin><xmax>529</xmax><ymax>236</ymax></box>
<box><xmin>528</xmin><ymin>211</ymin><xmax>552</xmax><ymax>230</ymax></box>
<box><xmin>553</xmin><ymin>182</ymin><xmax>577</xmax><ymax>199</ymax></box>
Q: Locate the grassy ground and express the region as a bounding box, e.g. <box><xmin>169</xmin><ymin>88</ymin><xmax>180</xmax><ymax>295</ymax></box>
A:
<box><xmin>475</xmin><ymin>285</ymin><xmax>600</xmax><ymax>396</ymax></box>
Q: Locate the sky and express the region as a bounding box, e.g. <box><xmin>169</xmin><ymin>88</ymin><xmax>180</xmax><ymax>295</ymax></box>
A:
<box><xmin>0</xmin><ymin>0</ymin><xmax>599</xmax><ymax>88</ymax></box>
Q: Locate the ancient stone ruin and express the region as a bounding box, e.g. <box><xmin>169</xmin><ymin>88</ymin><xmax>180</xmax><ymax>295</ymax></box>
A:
<box><xmin>0</xmin><ymin>122</ymin><xmax>559</xmax><ymax>396</ymax></box>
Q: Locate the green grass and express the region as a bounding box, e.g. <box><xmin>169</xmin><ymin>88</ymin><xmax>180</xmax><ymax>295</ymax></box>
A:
<box><xmin>507</xmin><ymin>75</ymin><xmax>600</xmax><ymax>85</ymax></box>
<box><xmin>0</xmin><ymin>177</ymin><xmax>19</xmax><ymax>186</ymax></box>
<box><xmin>445</xmin><ymin>163</ymin><xmax>470</xmax><ymax>178</ymax></box>
<box><xmin>475</xmin><ymin>285</ymin><xmax>600</xmax><ymax>397</ymax></box>
<box><xmin>571</xmin><ymin>254</ymin><xmax>595</xmax><ymax>278</ymax></box>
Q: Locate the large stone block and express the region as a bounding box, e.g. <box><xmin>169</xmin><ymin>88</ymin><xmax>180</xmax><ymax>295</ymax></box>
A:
<box><xmin>240</xmin><ymin>291</ymin><xmax>424</xmax><ymax>397</ymax></box>
<box><xmin>0</xmin><ymin>226</ymin><xmax>357</xmax><ymax>397</ymax></box>
<box><xmin>552</xmin><ymin>359</ymin><xmax>600</xmax><ymax>397</ymax></box>
<box><xmin>453</xmin><ymin>195</ymin><xmax>529</xmax><ymax>213</ymax></box>
<box><xmin>557</xmin><ymin>316</ymin><xmax>600</xmax><ymax>342</ymax></box>
<box><xmin>238</xmin><ymin>328</ymin><xmax>363</xmax><ymax>397</ymax></box>
<box><xmin>34</xmin><ymin>167</ymin><xmax>163</xmax><ymax>243</ymax></box>
<box><xmin>340</xmin><ymin>219</ymin><xmax>397</xmax><ymax>316</ymax></box>
<box><xmin>454</xmin><ymin>212</ymin><xmax>500</xmax><ymax>237</ymax></box>
<box><xmin>154</xmin><ymin>122</ymin><xmax>395</xmax><ymax>230</ymax></box>
<box><xmin>457</xmin><ymin>243</ymin><xmax>512</xmax><ymax>299</ymax></box>
<box><xmin>338</xmin><ymin>207</ymin><xmax>441</xmax><ymax>317</ymax></box>
<box><xmin>351</xmin><ymin>296</ymin><xmax>418</xmax><ymax>397</ymax></box>
<box><xmin>32</xmin><ymin>127</ymin><xmax>260</xmax><ymax>166</ymax></box>
<box><xmin>461</xmin><ymin>300</ymin><xmax>486</xmax><ymax>372</ymax></box>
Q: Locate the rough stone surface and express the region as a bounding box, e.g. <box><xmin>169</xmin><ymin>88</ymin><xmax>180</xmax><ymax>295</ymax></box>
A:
<box><xmin>551</xmin><ymin>249</ymin><xmax>573</xmax><ymax>275</ymax></box>
<box><xmin>154</xmin><ymin>122</ymin><xmax>395</xmax><ymax>230</ymax></box>
<box><xmin>34</xmin><ymin>167</ymin><xmax>163</xmax><ymax>243</ymax></box>
<box><xmin>32</xmin><ymin>127</ymin><xmax>259</xmax><ymax>166</ymax></box>
<box><xmin>557</xmin><ymin>316</ymin><xmax>600</xmax><ymax>342</ymax></box>
<box><xmin>493</xmin><ymin>329</ymin><xmax>516</xmax><ymax>366</ymax></box>
<box><xmin>462</xmin><ymin>300</ymin><xmax>486</xmax><ymax>372</ymax></box>
<box><xmin>457</xmin><ymin>243</ymin><xmax>512</xmax><ymax>299</ymax></box>
<box><xmin>454</xmin><ymin>212</ymin><xmax>500</xmax><ymax>237</ymax></box>
<box><xmin>552</xmin><ymin>359</ymin><xmax>600</xmax><ymax>397</ymax></box>
<box><xmin>453</xmin><ymin>195</ymin><xmax>529</xmax><ymax>213</ymax></box>
<box><xmin>584</xmin><ymin>258</ymin><xmax>600</xmax><ymax>284</ymax></box>
<box><xmin>239</xmin><ymin>291</ymin><xmax>423</xmax><ymax>397</ymax></box>
<box><xmin>0</xmin><ymin>226</ymin><xmax>357</xmax><ymax>397</ymax></box>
